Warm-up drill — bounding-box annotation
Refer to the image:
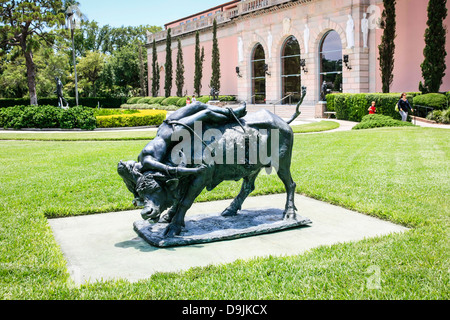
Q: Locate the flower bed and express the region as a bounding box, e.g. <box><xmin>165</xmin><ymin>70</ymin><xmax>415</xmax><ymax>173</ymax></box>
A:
<box><xmin>96</xmin><ymin>109</ymin><xmax>167</xmax><ymax>128</ymax></box>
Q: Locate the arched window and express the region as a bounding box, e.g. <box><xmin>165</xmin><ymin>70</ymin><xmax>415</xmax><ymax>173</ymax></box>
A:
<box><xmin>281</xmin><ymin>36</ymin><xmax>301</xmax><ymax>104</ymax></box>
<box><xmin>251</xmin><ymin>44</ymin><xmax>266</xmax><ymax>104</ymax></box>
<box><xmin>319</xmin><ymin>30</ymin><xmax>343</xmax><ymax>99</ymax></box>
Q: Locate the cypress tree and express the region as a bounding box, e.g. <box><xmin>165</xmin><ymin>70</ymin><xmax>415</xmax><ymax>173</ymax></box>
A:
<box><xmin>378</xmin><ymin>0</ymin><xmax>396</xmax><ymax>93</ymax></box>
<box><xmin>194</xmin><ymin>31</ymin><xmax>205</xmax><ymax>97</ymax></box>
<box><xmin>164</xmin><ymin>28</ymin><xmax>173</xmax><ymax>98</ymax></box>
<box><xmin>138</xmin><ymin>42</ymin><xmax>147</xmax><ymax>97</ymax></box>
<box><xmin>175</xmin><ymin>38</ymin><xmax>185</xmax><ymax>97</ymax></box>
<box><xmin>151</xmin><ymin>39</ymin><xmax>159</xmax><ymax>97</ymax></box>
<box><xmin>419</xmin><ymin>0</ymin><xmax>448</xmax><ymax>93</ymax></box>
<box><xmin>155</xmin><ymin>61</ymin><xmax>160</xmax><ymax>97</ymax></box>
<box><xmin>210</xmin><ymin>19</ymin><xmax>221</xmax><ymax>95</ymax></box>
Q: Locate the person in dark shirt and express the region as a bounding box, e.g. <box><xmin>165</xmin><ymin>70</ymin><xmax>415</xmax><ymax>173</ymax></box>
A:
<box><xmin>398</xmin><ymin>92</ymin><xmax>414</xmax><ymax>121</ymax></box>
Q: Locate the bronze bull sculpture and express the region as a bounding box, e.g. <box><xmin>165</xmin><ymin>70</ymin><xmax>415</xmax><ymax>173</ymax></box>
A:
<box><xmin>118</xmin><ymin>87</ymin><xmax>307</xmax><ymax>238</ymax></box>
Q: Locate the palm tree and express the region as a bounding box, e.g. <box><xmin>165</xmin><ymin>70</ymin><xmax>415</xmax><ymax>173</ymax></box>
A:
<box><xmin>64</xmin><ymin>1</ymin><xmax>88</xmax><ymax>106</ymax></box>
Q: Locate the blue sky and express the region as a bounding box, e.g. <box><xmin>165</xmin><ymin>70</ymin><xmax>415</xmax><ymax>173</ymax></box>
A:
<box><xmin>77</xmin><ymin>0</ymin><xmax>228</xmax><ymax>28</ymax></box>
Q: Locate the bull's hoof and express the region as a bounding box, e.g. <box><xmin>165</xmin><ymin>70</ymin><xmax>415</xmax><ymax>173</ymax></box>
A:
<box><xmin>283</xmin><ymin>209</ymin><xmax>297</xmax><ymax>221</ymax></box>
<box><xmin>159</xmin><ymin>212</ymin><xmax>172</xmax><ymax>224</ymax></box>
<box><xmin>221</xmin><ymin>207</ymin><xmax>238</xmax><ymax>217</ymax></box>
<box><xmin>163</xmin><ymin>223</ymin><xmax>182</xmax><ymax>238</ymax></box>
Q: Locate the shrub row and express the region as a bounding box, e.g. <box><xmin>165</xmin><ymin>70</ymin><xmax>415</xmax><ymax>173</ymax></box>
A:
<box><xmin>326</xmin><ymin>93</ymin><xmax>414</xmax><ymax>122</ymax></box>
<box><xmin>0</xmin><ymin>105</ymin><xmax>97</xmax><ymax>130</ymax></box>
<box><xmin>413</xmin><ymin>93</ymin><xmax>449</xmax><ymax>110</ymax></box>
<box><xmin>426</xmin><ymin>108</ymin><xmax>450</xmax><ymax>124</ymax></box>
<box><xmin>126</xmin><ymin>95</ymin><xmax>236</xmax><ymax>108</ymax></box>
<box><xmin>93</xmin><ymin>109</ymin><xmax>140</xmax><ymax>117</ymax></box>
<box><xmin>352</xmin><ymin>114</ymin><xmax>416</xmax><ymax>130</ymax></box>
<box><xmin>326</xmin><ymin>92</ymin><xmax>450</xmax><ymax>122</ymax></box>
<box><xmin>121</xmin><ymin>104</ymin><xmax>180</xmax><ymax>111</ymax></box>
<box><xmin>0</xmin><ymin>97</ymin><xmax>127</xmax><ymax>109</ymax></box>
<box><xmin>96</xmin><ymin>110</ymin><xmax>167</xmax><ymax>128</ymax></box>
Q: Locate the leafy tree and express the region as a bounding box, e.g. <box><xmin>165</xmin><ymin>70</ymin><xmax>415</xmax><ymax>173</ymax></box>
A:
<box><xmin>378</xmin><ymin>0</ymin><xmax>396</xmax><ymax>93</ymax></box>
<box><xmin>0</xmin><ymin>0</ymin><xmax>66</xmax><ymax>105</ymax></box>
<box><xmin>70</xmin><ymin>22</ymin><xmax>161</xmax><ymax>57</ymax></box>
<box><xmin>102</xmin><ymin>43</ymin><xmax>142</xmax><ymax>97</ymax></box>
<box><xmin>35</xmin><ymin>47</ymin><xmax>70</xmax><ymax>97</ymax></box>
<box><xmin>420</xmin><ymin>0</ymin><xmax>448</xmax><ymax>93</ymax></box>
<box><xmin>164</xmin><ymin>28</ymin><xmax>173</xmax><ymax>98</ymax></box>
<box><xmin>77</xmin><ymin>51</ymin><xmax>106</xmax><ymax>97</ymax></box>
<box><xmin>210</xmin><ymin>19</ymin><xmax>221</xmax><ymax>94</ymax></box>
<box><xmin>175</xmin><ymin>38</ymin><xmax>185</xmax><ymax>97</ymax></box>
<box><xmin>0</xmin><ymin>49</ymin><xmax>28</xmax><ymax>98</ymax></box>
<box><xmin>194</xmin><ymin>31</ymin><xmax>205</xmax><ymax>97</ymax></box>
<box><xmin>0</xmin><ymin>45</ymin><xmax>70</xmax><ymax>99</ymax></box>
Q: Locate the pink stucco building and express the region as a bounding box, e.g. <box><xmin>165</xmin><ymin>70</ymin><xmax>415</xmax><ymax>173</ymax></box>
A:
<box><xmin>147</xmin><ymin>0</ymin><xmax>450</xmax><ymax>107</ymax></box>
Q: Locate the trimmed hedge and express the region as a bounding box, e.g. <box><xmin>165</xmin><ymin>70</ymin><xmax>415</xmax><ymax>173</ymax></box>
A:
<box><xmin>197</xmin><ymin>96</ymin><xmax>211</xmax><ymax>103</ymax></box>
<box><xmin>120</xmin><ymin>104</ymin><xmax>180</xmax><ymax>111</ymax></box>
<box><xmin>326</xmin><ymin>93</ymin><xmax>417</xmax><ymax>122</ymax></box>
<box><xmin>161</xmin><ymin>96</ymin><xmax>181</xmax><ymax>106</ymax></box>
<box><xmin>124</xmin><ymin>95</ymin><xmax>235</xmax><ymax>108</ymax></box>
<box><xmin>352</xmin><ymin>114</ymin><xmax>416</xmax><ymax>130</ymax></box>
<box><xmin>93</xmin><ymin>109</ymin><xmax>140</xmax><ymax>117</ymax></box>
<box><xmin>150</xmin><ymin>97</ymin><xmax>166</xmax><ymax>105</ymax></box>
<box><xmin>96</xmin><ymin>109</ymin><xmax>167</xmax><ymax>128</ymax></box>
<box><xmin>413</xmin><ymin>93</ymin><xmax>448</xmax><ymax>110</ymax></box>
<box><xmin>126</xmin><ymin>97</ymin><xmax>142</xmax><ymax>104</ymax></box>
<box><xmin>177</xmin><ymin>97</ymin><xmax>188</xmax><ymax>107</ymax></box>
<box><xmin>0</xmin><ymin>105</ymin><xmax>97</xmax><ymax>130</ymax></box>
<box><xmin>0</xmin><ymin>97</ymin><xmax>127</xmax><ymax>109</ymax></box>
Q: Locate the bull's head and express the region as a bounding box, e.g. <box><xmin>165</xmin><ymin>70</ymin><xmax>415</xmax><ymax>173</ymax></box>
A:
<box><xmin>118</xmin><ymin>160</ymin><xmax>182</xmax><ymax>221</ymax></box>
<box><xmin>135</xmin><ymin>172</ymin><xmax>180</xmax><ymax>221</ymax></box>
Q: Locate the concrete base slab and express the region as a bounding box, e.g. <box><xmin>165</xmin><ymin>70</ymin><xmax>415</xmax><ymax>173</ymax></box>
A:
<box><xmin>134</xmin><ymin>209</ymin><xmax>312</xmax><ymax>248</ymax></box>
<box><xmin>48</xmin><ymin>194</ymin><xmax>408</xmax><ymax>285</ymax></box>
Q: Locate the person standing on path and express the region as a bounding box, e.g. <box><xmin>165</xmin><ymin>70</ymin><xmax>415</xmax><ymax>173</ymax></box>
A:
<box><xmin>398</xmin><ymin>93</ymin><xmax>414</xmax><ymax>122</ymax></box>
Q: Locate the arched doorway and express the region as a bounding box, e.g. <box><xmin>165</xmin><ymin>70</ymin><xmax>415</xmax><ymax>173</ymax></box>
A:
<box><xmin>319</xmin><ymin>30</ymin><xmax>343</xmax><ymax>100</ymax></box>
<box><xmin>251</xmin><ymin>44</ymin><xmax>266</xmax><ymax>104</ymax></box>
<box><xmin>281</xmin><ymin>36</ymin><xmax>301</xmax><ymax>104</ymax></box>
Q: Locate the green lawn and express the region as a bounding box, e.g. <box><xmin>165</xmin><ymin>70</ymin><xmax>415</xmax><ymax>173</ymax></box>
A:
<box><xmin>0</xmin><ymin>126</ymin><xmax>448</xmax><ymax>299</ymax></box>
<box><xmin>0</xmin><ymin>129</ymin><xmax>158</xmax><ymax>141</ymax></box>
<box><xmin>0</xmin><ymin>120</ymin><xmax>338</xmax><ymax>141</ymax></box>
<box><xmin>291</xmin><ymin>120</ymin><xmax>340</xmax><ymax>133</ymax></box>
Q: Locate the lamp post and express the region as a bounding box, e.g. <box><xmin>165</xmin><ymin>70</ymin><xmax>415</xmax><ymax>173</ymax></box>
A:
<box><xmin>67</xmin><ymin>10</ymin><xmax>79</xmax><ymax>106</ymax></box>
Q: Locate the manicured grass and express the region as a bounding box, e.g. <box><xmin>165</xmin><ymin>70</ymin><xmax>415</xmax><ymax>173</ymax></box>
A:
<box><xmin>291</xmin><ymin>120</ymin><xmax>340</xmax><ymax>133</ymax></box>
<box><xmin>0</xmin><ymin>126</ymin><xmax>448</xmax><ymax>299</ymax></box>
<box><xmin>0</xmin><ymin>121</ymin><xmax>338</xmax><ymax>141</ymax></box>
<box><xmin>0</xmin><ymin>130</ymin><xmax>158</xmax><ymax>141</ymax></box>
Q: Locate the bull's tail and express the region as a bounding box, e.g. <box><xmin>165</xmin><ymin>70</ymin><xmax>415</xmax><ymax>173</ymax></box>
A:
<box><xmin>286</xmin><ymin>86</ymin><xmax>307</xmax><ymax>125</ymax></box>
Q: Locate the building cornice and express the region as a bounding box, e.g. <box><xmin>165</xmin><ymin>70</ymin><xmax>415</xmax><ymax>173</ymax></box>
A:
<box><xmin>146</xmin><ymin>0</ymin><xmax>315</xmax><ymax>47</ymax></box>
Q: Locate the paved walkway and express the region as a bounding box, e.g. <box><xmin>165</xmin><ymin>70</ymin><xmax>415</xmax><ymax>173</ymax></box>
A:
<box><xmin>412</xmin><ymin>117</ymin><xmax>450</xmax><ymax>129</ymax></box>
